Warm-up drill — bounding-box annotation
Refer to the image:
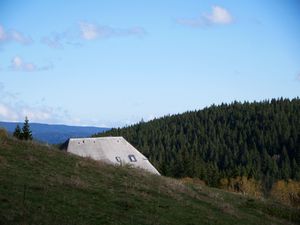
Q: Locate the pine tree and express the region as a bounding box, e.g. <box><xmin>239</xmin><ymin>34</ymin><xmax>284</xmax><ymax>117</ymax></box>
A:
<box><xmin>22</xmin><ymin>117</ymin><xmax>33</xmax><ymax>141</ymax></box>
<box><xmin>280</xmin><ymin>146</ymin><xmax>291</xmax><ymax>179</ymax></box>
<box><xmin>13</xmin><ymin>124</ymin><xmax>22</xmax><ymax>139</ymax></box>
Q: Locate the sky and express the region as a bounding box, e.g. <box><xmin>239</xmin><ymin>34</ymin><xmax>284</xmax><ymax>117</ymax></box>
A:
<box><xmin>0</xmin><ymin>0</ymin><xmax>299</xmax><ymax>127</ymax></box>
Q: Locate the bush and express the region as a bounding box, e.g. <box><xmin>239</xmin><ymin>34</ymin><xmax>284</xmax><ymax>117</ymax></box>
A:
<box><xmin>220</xmin><ymin>176</ymin><xmax>262</xmax><ymax>198</ymax></box>
<box><xmin>270</xmin><ymin>180</ymin><xmax>300</xmax><ymax>207</ymax></box>
<box><xmin>0</xmin><ymin>128</ymin><xmax>8</xmax><ymax>140</ymax></box>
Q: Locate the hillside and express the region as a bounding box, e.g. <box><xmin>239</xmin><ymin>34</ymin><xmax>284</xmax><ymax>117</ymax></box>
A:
<box><xmin>0</xmin><ymin>121</ymin><xmax>110</xmax><ymax>144</ymax></box>
<box><xmin>0</xmin><ymin>134</ymin><xmax>299</xmax><ymax>225</ymax></box>
<box><xmin>95</xmin><ymin>98</ymin><xmax>300</xmax><ymax>189</ymax></box>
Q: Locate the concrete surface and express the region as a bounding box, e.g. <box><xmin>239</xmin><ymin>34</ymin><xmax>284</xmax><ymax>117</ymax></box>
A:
<box><xmin>67</xmin><ymin>136</ymin><xmax>160</xmax><ymax>175</ymax></box>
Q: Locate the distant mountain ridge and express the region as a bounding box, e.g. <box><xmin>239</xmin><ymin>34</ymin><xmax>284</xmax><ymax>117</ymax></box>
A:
<box><xmin>0</xmin><ymin>121</ymin><xmax>110</xmax><ymax>144</ymax></box>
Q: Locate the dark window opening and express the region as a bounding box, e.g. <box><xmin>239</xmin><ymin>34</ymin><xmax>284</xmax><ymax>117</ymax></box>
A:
<box><xmin>115</xmin><ymin>156</ymin><xmax>121</xmax><ymax>162</ymax></box>
<box><xmin>128</xmin><ymin>154</ymin><xmax>137</xmax><ymax>162</ymax></box>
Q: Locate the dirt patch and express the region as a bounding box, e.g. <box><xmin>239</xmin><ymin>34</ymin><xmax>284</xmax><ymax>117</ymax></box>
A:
<box><xmin>219</xmin><ymin>203</ymin><xmax>237</xmax><ymax>217</ymax></box>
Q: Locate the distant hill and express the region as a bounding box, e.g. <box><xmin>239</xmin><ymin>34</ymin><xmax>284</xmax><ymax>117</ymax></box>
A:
<box><xmin>0</xmin><ymin>135</ymin><xmax>299</xmax><ymax>224</ymax></box>
<box><xmin>0</xmin><ymin>121</ymin><xmax>110</xmax><ymax>144</ymax></box>
<box><xmin>96</xmin><ymin>98</ymin><xmax>300</xmax><ymax>188</ymax></box>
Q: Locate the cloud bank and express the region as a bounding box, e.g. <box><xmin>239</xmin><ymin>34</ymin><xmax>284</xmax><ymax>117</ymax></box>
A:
<box><xmin>0</xmin><ymin>24</ymin><xmax>32</xmax><ymax>45</ymax></box>
<box><xmin>79</xmin><ymin>22</ymin><xmax>146</xmax><ymax>40</ymax></box>
<box><xmin>0</xmin><ymin>82</ymin><xmax>72</xmax><ymax>124</ymax></box>
<box><xmin>41</xmin><ymin>29</ymin><xmax>81</xmax><ymax>49</ymax></box>
<box><xmin>41</xmin><ymin>22</ymin><xmax>146</xmax><ymax>49</ymax></box>
<box><xmin>177</xmin><ymin>5</ymin><xmax>233</xmax><ymax>27</ymax></box>
<box><xmin>10</xmin><ymin>56</ymin><xmax>53</xmax><ymax>72</ymax></box>
<box><xmin>0</xmin><ymin>102</ymin><xmax>73</xmax><ymax>124</ymax></box>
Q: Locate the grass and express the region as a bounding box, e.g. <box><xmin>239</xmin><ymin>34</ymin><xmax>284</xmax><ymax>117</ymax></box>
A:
<box><xmin>0</xmin><ymin>136</ymin><xmax>299</xmax><ymax>225</ymax></box>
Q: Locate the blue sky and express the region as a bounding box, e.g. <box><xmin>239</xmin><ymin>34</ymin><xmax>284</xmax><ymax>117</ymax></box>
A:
<box><xmin>0</xmin><ymin>0</ymin><xmax>299</xmax><ymax>127</ymax></box>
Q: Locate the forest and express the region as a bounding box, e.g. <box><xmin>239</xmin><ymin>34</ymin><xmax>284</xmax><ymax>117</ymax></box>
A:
<box><xmin>95</xmin><ymin>98</ymin><xmax>300</xmax><ymax>192</ymax></box>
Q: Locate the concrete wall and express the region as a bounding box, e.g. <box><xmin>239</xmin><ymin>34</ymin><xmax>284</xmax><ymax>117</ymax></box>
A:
<box><xmin>67</xmin><ymin>136</ymin><xmax>160</xmax><ymax>175</ymax></box>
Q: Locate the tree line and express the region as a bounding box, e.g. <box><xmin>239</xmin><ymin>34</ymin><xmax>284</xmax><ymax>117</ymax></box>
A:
<box><xmin>95</xmin><ymin>98</ymin><xmax>300</xmax><ymax>191</ymax></box>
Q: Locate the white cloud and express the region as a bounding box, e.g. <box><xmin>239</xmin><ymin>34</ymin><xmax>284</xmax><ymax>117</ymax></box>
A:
<box><xmin>0</xmin><ymin>25</ymin><xmax>6</xmax><ymax>40</ymax></box>
<box><xmin>41</xmin><ymin>30</ymin><xmax>81</xmax><ymax>49</ymax></box>
<box><xmin>296</xmin><ymin>73</ymin><xmax>300</xmax><ymax>81</ymax></box>
<box><xmin>41</xmin><ymin>22</ymin><xmax>146</xmax><ymax>49</ymax></box>
<box><xmin>0</xmin><ymin>24</ymin><xmax>32</xmax><ymax>45</ymax></box>
<box><xmin>21</xmin><ymin>107</ymin><xmax>52</xmax><ymax>121</ymax></box>
<box><xmin>79</xmin><ymin>22</ymin><xmax>100</xmax><ymax>40</ymax></box>
<box><xmin>12</xmin><ymin>56</ymin><xmax>23</xmax><ymax>68</ymax></box>
<box><xmin>0</xmin><ymin>82</ymin><xmax>107</xmax><ymax>126</ymax></box>
<box><xmin>122</xmin><ymin>27</ymin><xmax>146</xmax><ymax>36</ymax></box>
<box><xmin>0</xmin><ymin>84</ymin><xmax>72</xmax><ymax>124</ymax></box>
<box><xmin>11</xmin><ymin>56</ymin><xmax>36</xmax><ymax>72</ymax></box>
<box><xmin>204</xmin><ymin>6</ymin><xmax>233</xmax><ymax>24</ymax></box>
<box><xmin>0</xmin><ymin>103</ymin><xmax>18</xmax><ymax>121</ymax></box>
<box><xmin>10</xmin><ymin>56</ymin><xmax>52</xmax><ymax>72</ymax></box>
<box><xmin>79</xmin><ymin>22</ymin><xmax>146</xmax><ymax>40</ymax></box>
<box><xmin>42</xmin><ymin>36</ymin><xmax>63</xmax><ymax>49</ymax></box>
<box><xmin>177</xmin><ymin>5</ymin><xmax>233</xmax><ymax>27</ymax></box>
<box><xmin>0</xmin><ymin>101</ymin><xmax>71</xmax><ymax>123</ymax></box>
<box><xmin>10</xmin><ymin>30</ymin><xmax>32</xmax><ymax>44</ymax></box>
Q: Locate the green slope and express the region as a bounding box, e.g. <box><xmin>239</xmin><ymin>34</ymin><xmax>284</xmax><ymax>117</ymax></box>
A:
<box><xmin>0</xmin><ymin>136</ymin><xmax>299</xmax><ymax>225</ymax></box>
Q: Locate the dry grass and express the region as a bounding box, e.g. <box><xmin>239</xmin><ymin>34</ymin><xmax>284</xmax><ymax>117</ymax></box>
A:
<box><xmin>0</xmin><ymin>155</ymin><xmax>7</xmax><ymax>167</ymax></box>
<box><xmin>180</xmin><ymin>177</ymin><xmax>206</xmax><ymax>186</ymax></box>
<box><xmin>47</xmin><ymin>174</ymin><xmax>89</xmax><ymax>189</ymax></box>
<box><xmin>219</xmin><ymin>202</ymin><xmax>236</xmax><ymax>216</ymax></box>
<box><xmin>0</xmin><ymin>128</ymin><xmax>8</xmax><ymax>139</ymax></box>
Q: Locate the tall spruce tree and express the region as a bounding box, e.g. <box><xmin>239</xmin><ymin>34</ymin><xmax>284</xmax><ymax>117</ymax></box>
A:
<box><xmin>22</xmin><ymin>117</ymin><xmax>33</xmax><ymax>141</ymax></box>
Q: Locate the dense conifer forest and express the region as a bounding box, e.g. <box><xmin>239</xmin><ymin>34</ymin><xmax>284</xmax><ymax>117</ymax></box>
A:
<box><xmin>96</xmin><ymin>98</ymin><xmax>300</xmax><ymax>190</ymax></box>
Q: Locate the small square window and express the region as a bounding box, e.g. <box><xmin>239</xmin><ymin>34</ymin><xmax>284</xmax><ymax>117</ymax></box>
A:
<box><xmin>115</xmin><ymin>156</ymin><xmax>121</xmax><ymax>162</ymax></box>
<box><xmin>128</xmin><ymin>154</ymin><xmax>137</xmax><ymax>162</ymax></box>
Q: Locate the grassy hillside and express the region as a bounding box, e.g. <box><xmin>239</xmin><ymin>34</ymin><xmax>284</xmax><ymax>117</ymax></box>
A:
<box><xmin>0</xmin><ymin>134</ymin><xmax>299</xmax><ymax>225</ymax></box>
<box><xmin>95</xmin><ymin>98</ymin><xmax>300</xmax><ymax>188</ymax></box>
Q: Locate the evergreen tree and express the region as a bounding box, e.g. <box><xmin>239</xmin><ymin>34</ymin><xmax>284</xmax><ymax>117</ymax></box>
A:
<box><xmin>280</xmin><ymin>146</ymin><xmax>291</xmax><ymax>179</ymax></box>
<box><xmin>13</xmin><ymin>124</ymin><xmax>22</xmax><ymax>139</ymax></box>
<box><xmin>22</xmin><ymin>117</ymin><xmax>33</xmax><ymax>141</ymax></box>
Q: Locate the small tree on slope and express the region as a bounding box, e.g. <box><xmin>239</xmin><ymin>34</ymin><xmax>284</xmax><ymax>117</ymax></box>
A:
<box><xmin>22</xmin><ymin>117</ymin><xmax>33</xmax><ymax>141</ymax></box>
<box><xmin>13</xmin><ymin>124</ymin><xmax>22</xmax><ymax>139</ymax></box>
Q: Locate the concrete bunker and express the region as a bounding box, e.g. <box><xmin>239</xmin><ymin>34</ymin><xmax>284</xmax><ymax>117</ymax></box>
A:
<box><xmin>66</xmin><ymin>136</ymin><xmax>160</xmax><ymax>175</ymax></box>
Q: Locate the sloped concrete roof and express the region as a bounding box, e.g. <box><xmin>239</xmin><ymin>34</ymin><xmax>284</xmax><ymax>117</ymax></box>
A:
<box><xmin>67</xmin><ymin>136</ymin><xmax>160</xmax><ymax>175</ymax></box>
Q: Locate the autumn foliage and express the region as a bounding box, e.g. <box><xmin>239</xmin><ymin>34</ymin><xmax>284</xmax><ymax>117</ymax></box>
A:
<box><xmin>220</xmin><ymin>176</ymin><xmax>262</xmax><ymax>198</ymax></box>
<box><xmin>270</xmin><ymin>180</ymin><xmax>300</xmax><ymax>207</ymax></box>
<box><xmin>0</xmin><ymin>128</ymin><xmax>8</xmax><ymax>139</ymax></box>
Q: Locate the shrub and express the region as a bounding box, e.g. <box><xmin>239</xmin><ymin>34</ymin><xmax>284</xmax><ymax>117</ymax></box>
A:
<box><xmin>0</xmin><ymin>128</ymin><xmax>8</xmax><ymax>140</ymax></box>
<box><xmin>220</xmin><ymin>176</ymin><xmax>262</xmax><ymax>198</ymax></box>
<box><xmin>270</xmin><ymin>179</ymin><xmax>300</xmax><ymax>207</ymax></box>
